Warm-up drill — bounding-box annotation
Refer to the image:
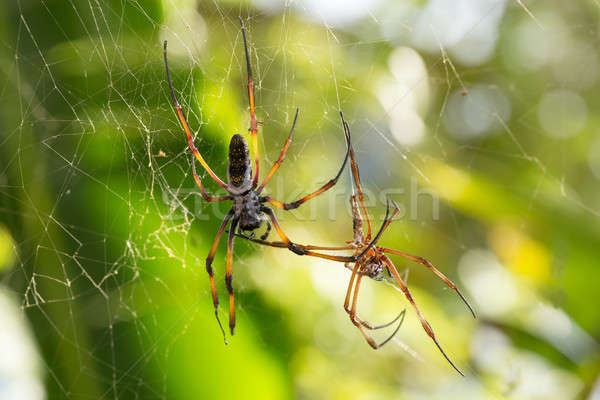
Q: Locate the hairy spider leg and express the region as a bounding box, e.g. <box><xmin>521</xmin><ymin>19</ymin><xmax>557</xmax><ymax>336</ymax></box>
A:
<box><xmin>205</xmin><ymin>209</ymin><xmax>235</xmax><ymax>344</ymax></box>
<box><xmin>257</xmin><ymin>108</ymin><xmax>299</xmax><ymax>194</ymax></box>
<box><xmin>378</xmin><ymin>247</ymin><xmax>476</xmax><ymax>318</ymax></box>
<box><xmin>382</xmin><ymin>254</ymin><xmax>465</xmax><ymax>376</ymax></box>
<box><xmin>239</xmin><ymin>18</ymin><xmax>260</xmax><ymax>189</ymax></box>
<box><xmin>163</xmin><ymin>41</ymin><xmax>228</xmax><ymax>193</ymax></box>
<box><xmin>261</xmin><ymin>120</ymin><xmax>351</xmax><ymax>210</ymax></box>
<box><xmin>226</xmin><ymin>218</ymin><xmax>239</xmax><ymax>335</ymax></box>
<box><xmin>340</xmin><ymin>112</ymin><xmax>372</xmax><ymax>240</ymax></box>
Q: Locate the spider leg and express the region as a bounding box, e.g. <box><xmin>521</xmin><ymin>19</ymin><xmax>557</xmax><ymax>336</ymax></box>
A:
<box><xmin>257</xmin><ymin>108</ymin><xmax>299</xmax><ymax>194</ymax></box>
<box><xmin>226</xmin><ymin>218</ymin><xmax>239</xmax><ymax>335</ymax></box>
<box><xmin>378</xmin><ymin>247</ymin><xmax>476</xmax><ymax>318</ymax></box>
<box><xmin>382</xmin><ymin>255</ymin><xmax>465</xmax><ymax>376</ymax></box>
<box><xmin>340</xmin><ymin>112</ymin><xmax>372</xmax><ymax>239</ymax></box>
<box><xmin>239</xmin><ymin>18</ymin><xmax>260</xmax><ymax>189</ymax></box>
<box><xmin>205</xmin><ymin>209</ymin><xmax>235</xmax><ymax>344</ymax></box>
<box><xmin>346</xmin><ymin>265</ymin><xmax>376</xmax><ymax>348</ymax></box>
<box><xmin>163</xmin><ymin>41</ymin><xmax>228</xmax><ymax>192</ymax></box>
<box><xmin>377</xmin><ymin>310</ymin><xmax>406</xmax><ymax>348</ymax></box>
<box><xmin>244</xmin><ymin>199</ymin><xmax>397</xmax><ymax>262</ymax></box>
<box><xmin>259</xmin><ymin>206</ymin><xmax>309</xmax><ymax>256</ymax></box>
<box><xmin>346</xmin><ymin>266</ymin><xmax>406</xmax><ymax>349</ymax></box>
<box><xmin>260</xmin><ymin>218</ymin><xmax>272</xmax><ymax>241</ymax></box>
<box><xmin>351</xmin><ymin>306</ymin><xmax>406</xmax><ymax>330</ymax></box>
<box><xmin>351</xmin><ymin>198</ymin><xmax>399</xmax><ymax>262</ymax></box>
<box><xmin>258</xmin><ymin>208</ymin><xmax>357</xmax><ymax>261</ymax></box>
<box><xmin>270</xmin><ymin>243</ymin><xmax>356</xmax><ymax>251</ymax></box>
<box><xmin>345</xmin><ymin>264</ymin><xmax>401</xmax><ymax>330</ymax></box>
<box><xmin>344</xmin><ymin>262</ymin><xmax>360</xmax><ymax>312</ymax></box>
<box><xmin>259</xmin><ymin>116</ymin><xmax>351</xmax><ymax>210</ymax></box>
<box><xmin>233</xmin><ymin>235</ymin><xmax>354</xmax><ymax>252</ymax></box>
<box><xmin>191</xmin><ymin>155</ymin><xmax>232</xmax><ymax>202</ymax></box>
<box><xmin>234</xmin><ymin>225</ymin><xmax>255</xmax><ymax>240</ymax></box>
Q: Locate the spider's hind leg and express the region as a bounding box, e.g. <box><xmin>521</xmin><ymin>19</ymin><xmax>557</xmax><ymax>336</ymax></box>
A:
<box><xmin>382</xmin><ymin>254</ymin><xmax>465</xmax><ymax>375</ymax></box>
<box><xmin>226</xmin><ymin>218</ymin><xmax>239</xmax><ymax>335</ymax></box>
<box><xmin>260</xmin><ymin>219</ymin><xmax>272</xmax><ymax>241</ymax></box>
<box><xmin>235</xmin><ymin>226</ymin><xmax>255</xmax><ymax>240</ymax></box>
<box><xmin>345</xmin><ymin>263</ymin><xmax>405</xmax><ymax>349</ymax></box>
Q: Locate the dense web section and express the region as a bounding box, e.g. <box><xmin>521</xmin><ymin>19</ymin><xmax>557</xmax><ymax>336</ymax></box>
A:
<box><xmin>1</xmin><ymin>0</ymin><xmax>600</xmax><ymax>398</ymax></box>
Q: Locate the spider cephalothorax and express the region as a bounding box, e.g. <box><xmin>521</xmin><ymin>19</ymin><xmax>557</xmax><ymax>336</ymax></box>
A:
<box><xmin>361</xmin><ymin>255</ymin><xmax>386</xmax><ymax>280</ymax></box>
<box><xmin>233</xmin><ymin>190</ymin><xmax>263</xmax><ymax>232</ymax></box>
<box><xmin>163</xmin><ymin>18</ymin><xmax>382</xmax><ymax>343</ymax></box>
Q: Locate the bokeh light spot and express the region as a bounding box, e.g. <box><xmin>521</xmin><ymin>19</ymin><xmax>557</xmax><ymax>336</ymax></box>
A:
<box><xmin>443</xmin><ymin>84</ymin><xmax>510</xmax><ymax>140</ymax></box>
<box><xmin>538</xmin><ymin>89</ymin><xmax>587</xmax><ymax>138</ymax></box>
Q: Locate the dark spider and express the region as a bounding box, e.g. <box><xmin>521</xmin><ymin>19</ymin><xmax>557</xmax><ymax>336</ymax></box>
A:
<box><xmin>238</xmin><ymin>114</ymin><xmax>476</xmax><ymax>375</ymax></box>
<box><xmin>163</xmin><ymin>18</ymin><xmax>384</xmax><ymax>343</ymax></box>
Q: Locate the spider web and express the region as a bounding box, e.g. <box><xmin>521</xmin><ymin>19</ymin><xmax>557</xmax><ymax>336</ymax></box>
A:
<box><xmin>1</xmin><ymin>0</ymin><xmax>599</xmax><ymax>399</ymax></box>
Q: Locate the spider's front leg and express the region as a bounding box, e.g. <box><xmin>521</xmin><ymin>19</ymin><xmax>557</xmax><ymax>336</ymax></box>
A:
<box><xmin>163</xmin><ymin>41</ymin><xmax>229</xmax><ymax>195</ymax></box>
<box><xmin>239</xmin><ymin>18</ymin><xmax>260</xmax><ymax>188</ymax></box>
<box><xmin>261</xmin><ymin>113</ymin><xmax>352</xmax><ymax>210</ymax></box>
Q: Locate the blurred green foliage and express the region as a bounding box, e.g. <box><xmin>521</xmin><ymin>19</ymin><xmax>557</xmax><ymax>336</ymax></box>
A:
<box><xmin>1</xmin><ymin>0</ymin><xmax>600</xmax><ymax>399</ymax></box>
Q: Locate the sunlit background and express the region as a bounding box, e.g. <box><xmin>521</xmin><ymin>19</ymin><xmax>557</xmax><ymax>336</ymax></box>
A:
<box><xmin>1</xmin><ymin>0</ymin><xmax>600</xmax><ymax>399</ymax></box>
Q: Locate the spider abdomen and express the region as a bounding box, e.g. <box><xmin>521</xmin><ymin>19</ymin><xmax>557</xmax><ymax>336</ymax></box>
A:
<box><xmin>227</xmin><ymin>134</ymin><xmax>252</xmax><ymax>193</ymax></box>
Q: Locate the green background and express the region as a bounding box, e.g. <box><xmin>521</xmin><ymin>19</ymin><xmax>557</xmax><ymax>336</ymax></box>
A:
<box><xmin>1</xmin><ymin>1</ymin><xmax>599</xmax><ymax>399</ymax></box>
